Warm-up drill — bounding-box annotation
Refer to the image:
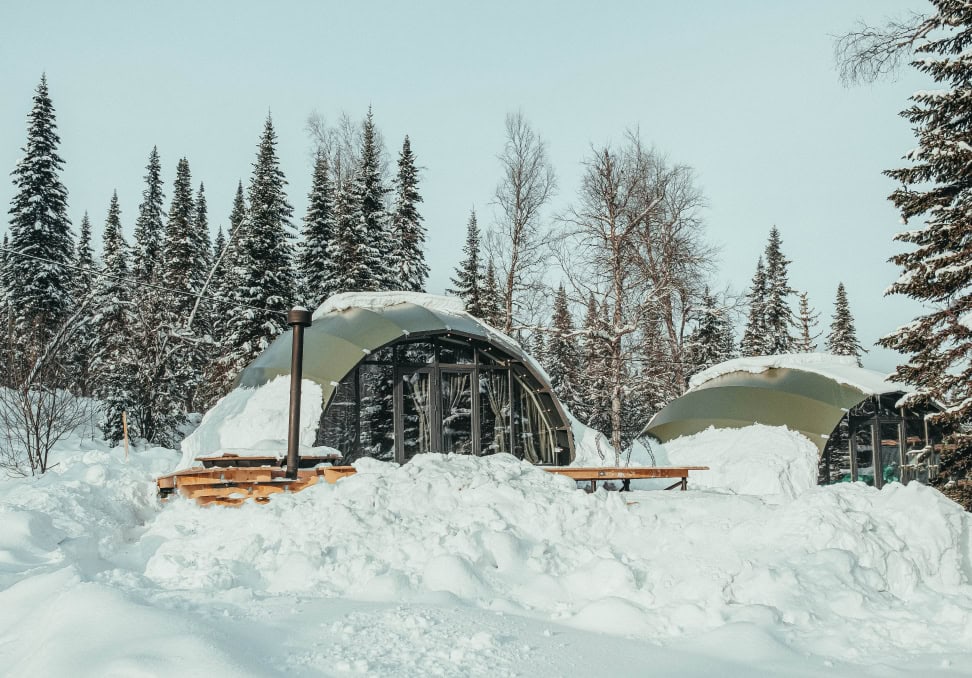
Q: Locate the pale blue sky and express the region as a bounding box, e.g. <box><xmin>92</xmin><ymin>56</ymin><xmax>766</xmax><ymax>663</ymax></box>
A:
<box><xmin>1</xmin><ymin>0</ymin><xmax>928</xmax><ymax>371</ymax></box>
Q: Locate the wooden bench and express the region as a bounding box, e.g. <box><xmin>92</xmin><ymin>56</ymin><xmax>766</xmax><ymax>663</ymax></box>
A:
<box><xmin>542</xmin><ymin>466</ymin><xmax>709</xmax><ymax>491</ymax></box>
<box><xmin>194</xmin><ymin>453</ymin><xmax>342</xmax><ymax>469</ymax></box>
<box><xmin>156</xmin><ymin>463</ymin><xmax>708</xmax><ymax>507</ymax></box>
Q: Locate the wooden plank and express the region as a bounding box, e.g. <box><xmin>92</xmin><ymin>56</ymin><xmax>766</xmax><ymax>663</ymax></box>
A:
<box><xmin>543</xmin><ymin>466</ymin><xmax>708</xmax><ymax>481</ymax></box>
<box><xmin>323</xmin><ymin>467</ymin><xmax>358</xmax><ymax>484</ymax></box>
<box><xmin>195</xmin><ymin>454</ymin><xmax>342</xmax><ymax>469</ymax></box>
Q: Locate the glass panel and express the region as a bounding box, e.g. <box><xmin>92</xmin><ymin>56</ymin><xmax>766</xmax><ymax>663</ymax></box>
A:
<box><xmin>854</xmin><ymin>426</ymin><xmax>875</xmax><ymax>486</ymax></box>
<box><xmin>513</xmin><ymin>376</ymin><xmax>557</xmax><ymax>464</ymax></box>
<box><xmin>399</xmin><ymin>342</ymin><xmax>435</xmax><ymax>364</ymax></box>
<box><xmin>820</xmin><ymin>418</ymin><xmax>851</xmax><ymax>485</ymax></box>
<box><xmin>402</xmin><ymin>371</ymin><xmax>433</xmax><ymax>459</ymax></box>
<box><xmin>438</xmin><ymin>340</ymin><xmax>474</xmax><ymax>364</ymax></box>
<box><xmin>318</xmin><ymin>371</ymin><xmax>357</xmax><ymax>456</ymax></box>
<box><xmin>879</xmin><ymin>423</ymin><xmax>901</xmax><ymax>485</ymax></box>
<box><xmin>478</xmin><ymin>349</ymin><xmax>501</xmax><ymax>366</ymax></box>
<box><xmin>441</xmin><ymin>371</ymin><xmax>474</xmax><ymax>454</ymax></box>
<box><xmin>358</xmin><ymin>364</ymin><xmax>395</xmax><ymax>461</ymax></box>
<box><xmin>364</xmin><ymin>345</ymin><xmax>394</xmax><ymax>363</ymax></box>
<box><xmin>479</xmin><ymin>370</ymin><xmax>511</xmax><ymax>455</ymax></box>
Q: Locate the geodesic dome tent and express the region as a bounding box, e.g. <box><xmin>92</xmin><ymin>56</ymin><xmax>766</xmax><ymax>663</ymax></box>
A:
<box><xmin>642</xmin><ymin>354</ymin><xmax>941</xmax><ymax>488</ymax></box>
<box><xmin>236</xmin><ymin>292</ymin><xmax>575</xmax><ymax>466</ymax></box>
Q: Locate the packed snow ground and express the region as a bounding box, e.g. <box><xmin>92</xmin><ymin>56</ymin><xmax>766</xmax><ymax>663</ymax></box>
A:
<box><xmin>1</xmin><ymin>425</ymin><xmax>971</xmax><ymax>676</ymax></box>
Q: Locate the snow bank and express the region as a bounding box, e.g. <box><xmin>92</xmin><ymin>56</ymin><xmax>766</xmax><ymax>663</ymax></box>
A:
<box><xmin>688</xmin><ymin>353</ymin><xmax>903</xmax><ymax>395</ymax></box>
<box><xmin>663</xmin><ymin>424</ymin><xmax>819</xmax><ymax>501</ymax></box>
<box><xmin>1</xmin><ymin>431</ymin><xmax>972</xmax><ymax>674</ymax></box>
<box><xmin>179</xmin><ymin>376</ymin><xmax>324</xmax><ymax>467</ymax></box>
<box><xmin>313</xmin><ymin>290</ymin><xmax>467</xmax><ymax>320</ymax></box>
<box><xmin>138</xmin><ymin>453</ymin><xmax>972</xmax><ymax>666</ymax></box>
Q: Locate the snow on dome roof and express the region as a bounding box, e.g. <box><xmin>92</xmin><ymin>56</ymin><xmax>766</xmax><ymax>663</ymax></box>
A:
<box><xmin>688</xmin><ymin>353</ymin><xmax>905</xmax><ymax>396</ymax></box>
<box><xmin>313</xmin><ymin>291</ymin><xmax>467</xmax><ymax>320</ymax></box>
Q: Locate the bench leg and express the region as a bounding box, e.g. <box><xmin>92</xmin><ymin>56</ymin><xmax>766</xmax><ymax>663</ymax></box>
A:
<box><xmin>681</xmin><ymin>477</ymin><xmax>687</xmax><ymax>491</ymax></box>
<box><xmin>621</xmin><ymin>479</ymin><xmax>631</xmax><ymax>492</ymax></box>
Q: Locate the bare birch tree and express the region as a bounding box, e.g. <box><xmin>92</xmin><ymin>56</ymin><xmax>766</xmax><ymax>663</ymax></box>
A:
<box><xmin>557</xmin><ymin>132</ymin><xmax>712</xmax><ymax>460</ymax></box>
<box><xmin>488</xmin><ymin>111</ymin><xmax>556</xmax><ymax>334</ymax></box>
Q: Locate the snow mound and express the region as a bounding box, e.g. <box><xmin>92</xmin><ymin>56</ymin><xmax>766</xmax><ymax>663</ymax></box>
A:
<box><xmin>663</xmin><ymin>424</ymin><xmax>819</xmax><ymax>501</ymax></box>
<box><xmin>179</xmin><ymin>376</ymin><xmax>324</xmax><ymax>468</ymax></box>
<box><xmin>313</xmin><ymin>291</ymin><xmax>467</xmax><ymax>320</ymax></box>
<box><xmin>688</xmin><ymin>353</ymin><xmax>903</xmax><ymax>395</ymax></box>
<box><xmin>2</xmin><ymin>437</ymin><xmax>972</xmax><ymax>673</ymax></box>
<box><xmin>137</xmin><ymin>452</ymin><xmax>972</xmax><ymax>665</ymax></box>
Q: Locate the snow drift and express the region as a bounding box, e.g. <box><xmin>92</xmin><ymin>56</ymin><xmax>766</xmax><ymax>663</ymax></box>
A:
<box><xmin>663</xmin><ymin>424</ymin><xmax>819</xmax><ymax>501</ymax></box>
<box><xmin>1</xmin><ymin>425</ymin><xmax>972</xmax><ymax>675</ymax></box>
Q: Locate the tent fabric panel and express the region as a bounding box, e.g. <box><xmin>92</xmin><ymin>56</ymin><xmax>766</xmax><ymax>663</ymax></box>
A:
<box><xmin>645</xmin><ymin>385</ymin><xmax>851</xmax><ymax>453</ymax></box>
<box><xmin>692</xmin><ymin>368</ymin><xmax>869</xmax><ymax>410</ymax></box>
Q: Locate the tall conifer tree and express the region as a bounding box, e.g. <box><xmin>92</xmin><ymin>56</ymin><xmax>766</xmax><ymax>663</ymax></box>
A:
<box><xmin>358</xmin><ymin>108</ymin><xmax>391</xmax><ymax>289</ymax></box>
<box><xmin>762</xmin><ymin>226</ymin><xmax>795</xmax><ymax>354</ymax></box>
<box><xmin>685</xmin><ymin>286</ymin><xmax>735</xmax><ymax>377</ymax></box>
<box><xmin>6</xmin><ymin>74</ymin><xmax>73</xmax><ymax>353</ymax></box>
<box><xmin>389</xmin><ymin>135</ymin><xmax>428</xmax><ymax>291</ymax></box>
<box><xmin>327</xmin><ymin>176</ymin><xmax>375</xmax><ymax>293</ymax></box>
<box><xmin>546</xmin><ymin>284</ymin><xmax>581</xmax><ymax>411</ymax></box>
<box><xmin>133</xmin><ymin>146</ymin><xmax>165</xmax><ymax>284</ymax></box>
<box><xmin>827</xmin><ymin>282</ymin><xmax>864</xmax><ymax>366</ymax></box>
<box><xmin>220</xmin><ymin>116</ymin><xmax>295</xmax><ymax>386</ymax></box>
<box><xmin>877</xmin><ymin>5</ymin><xmax>972</xmax><ymax>492</ymax></box>
<box><xmin>740</xmin><ymin>257</ymin><xmax>768</xmax><ymax>357</ymax></box>
<box><xmin>298</xmin><ymin>149</ymin><xmax>335</xmax><ymax>309</ymax></box>
<box><xmin>92</xmin><ymin>193</ymin><xmax>137</xmax><ymax>443</ymax></box>
<box><xmin>448</xmin><ymin>209</ymin><xmax>483</xmax><ymax>317</ymax></box>
<box><xmin>795</xmin><ymin>291</ymin><xmax>821</xmax><ymax>353</ymax></box>
<box><xmin>67</xmin><ymin>213</ymin><xmax>96</xmax><ymax>396</ymax></box>
<box><xmin>480</xmin><ymin>259</ymin><xmax>503</xmax><ymax>328</ymax></box>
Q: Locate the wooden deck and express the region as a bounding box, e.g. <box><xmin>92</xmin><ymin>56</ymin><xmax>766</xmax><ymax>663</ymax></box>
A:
<box><xmin>157</xmin><ymin>462</ymin><xmax>708</xmax><ymax>507</ymax></box>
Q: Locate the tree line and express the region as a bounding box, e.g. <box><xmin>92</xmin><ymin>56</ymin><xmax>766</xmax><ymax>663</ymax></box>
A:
<box><xmin>0</xmin><ymin>75</ymin><xmax>868</xmax><ymax>472</ymax></box>
<box><xmin>0</xmin><ymin>77</ymin><xmax>427</xmax><ymax>469</ymax></box>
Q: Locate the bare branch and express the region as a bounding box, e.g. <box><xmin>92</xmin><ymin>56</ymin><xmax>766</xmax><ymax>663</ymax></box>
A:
<box><xmin>834</xmin><ymin>12</ymin><xmax>938</xmax><ymax>85</ymax></box>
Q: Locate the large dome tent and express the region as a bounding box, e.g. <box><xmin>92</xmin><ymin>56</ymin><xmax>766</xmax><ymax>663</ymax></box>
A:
<box><xmin>183</xmin><ymin>292</ymin><xmax>575</xmax><ymax>468</ymax></box>
<box><xmin>643</xmin><ymin>354</ymin><xmax>942</xmax><ymax>488</ymax></box>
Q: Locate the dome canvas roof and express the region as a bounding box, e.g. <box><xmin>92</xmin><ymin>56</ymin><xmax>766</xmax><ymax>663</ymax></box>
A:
<box><xmin>644</xmin><ymin>354</ymin><xmax>908</xmax><ymax>453</ymax></box>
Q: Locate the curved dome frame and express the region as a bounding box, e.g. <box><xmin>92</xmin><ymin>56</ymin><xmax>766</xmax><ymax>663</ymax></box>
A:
<box><xmin>238</xmin><ymin>301</ymin><xmax>575</xmax><ymax>464</ymax></box>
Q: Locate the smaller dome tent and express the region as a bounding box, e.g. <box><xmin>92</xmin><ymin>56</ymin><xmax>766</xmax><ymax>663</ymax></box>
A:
<box><xmin>186</xmin><ymin>292</ymin><xmax>574</xmax><ymax>467</ymax></box>
<box><xmin>643</xmin><ymin>354</ymin><xmax>942</xmax><ymax>488</ymax></box>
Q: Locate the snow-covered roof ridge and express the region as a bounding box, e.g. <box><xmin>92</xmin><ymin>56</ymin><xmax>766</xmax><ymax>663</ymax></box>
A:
<box><xmin>688</xmin><ymin>353</ymin><xmax>906</xmax><ymax>395</ymax></box>
<box><xmin>313</xmin><ymin>291</ymin><xmax>468</xmax><ymax>320</ymax></box>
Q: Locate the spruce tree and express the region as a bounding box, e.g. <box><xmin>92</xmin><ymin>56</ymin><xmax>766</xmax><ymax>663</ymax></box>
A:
<box><xmin>795</xmin><ymin>291</ymin><xmax>821</xmax><ymax>353</ymax></box>
<box><xmin>388</xmin><ymin>135</ymin><xmax>428</xmax><ymax>292</ymax></box>
<box><xmin>298</xmin><ymin>149</ymin><xmax>335</xmax><ymax>309</ymax></box>
<box><xmin>92</xmin><ymin>193</ymin><xmax>138</xmax><ymax>443</ymax></box>
<box><xmin>826</xmin><ymin>283</ymin><xmax>864</xmax><ymax>366</ymax></box>
<box><xmin>878</xmin><ymin>3</ymin><xmax>972</xmax><ymax>496</ymax></box>
<box><xmin>327</xmin><ymin>175</ymin><xmax>376</xmax><ymax>293</ymax></box>
<box><xmin>685</xmin><ymin>286</ymin><xmax>735</xmax><ymax>377</ymax></box>
<box><xmin>546</xmin><ymin>284</ymin><xmax>581</xmax><ymax>412</ymax></box>
<box><xmin>161</xmin><ymin>159</ymin><xmax>207</xmax><ymax>324</ymax></box>
<box><xmin>480</xmin><ymin>259</ymin><xmax>503</xmax><ymax>328</ymax></box>
<box><xmin>358</xmin><ymin>108</ymin><xmax>392</xmax><ymax>289</ymax></box>
<box><xmin>762</xmin><ymin>226</ymin><xmax>795</xmax><ymax>354</ymax></box>
<box><xmin>133</xmin><ymin>146</ymin><xmax>165</xmax><ymax>284</ymax></box>
<box><xmin>448</xmin><ymin>209</ymin><xmax>483</xmax><ymax>317</ymax></box>
<box><xmin>67</xmin><ymin>213</ymin><xmax>96</xmax><ymax>396</ymax></box>
<box><xmin>6</xmin><ymin>74</ymin><xmax>73</xmax><ymax>354</ymax></box>
<box><xmin>193</xmin><ymin>182</ymin><xmax>213</xmax><ymax>332</ymax></box>
<box><xmin>218</xmin><ymin>181</ymin><xmax>247</xmax><ymax>300</ymax></box>
<box><xmin>578</xmin><ymin>293</ymin><xmax>612</xmax><ymax>435</ymax></box>
<box><xmin>740</xmin><ymin>257</ymin><xmax>768</xmax><ymax>357</ymax></box>
<box><xmin>220</xmin><ymin>115</ymin><xmax>295</xmax><ymax>387</ymax></box>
